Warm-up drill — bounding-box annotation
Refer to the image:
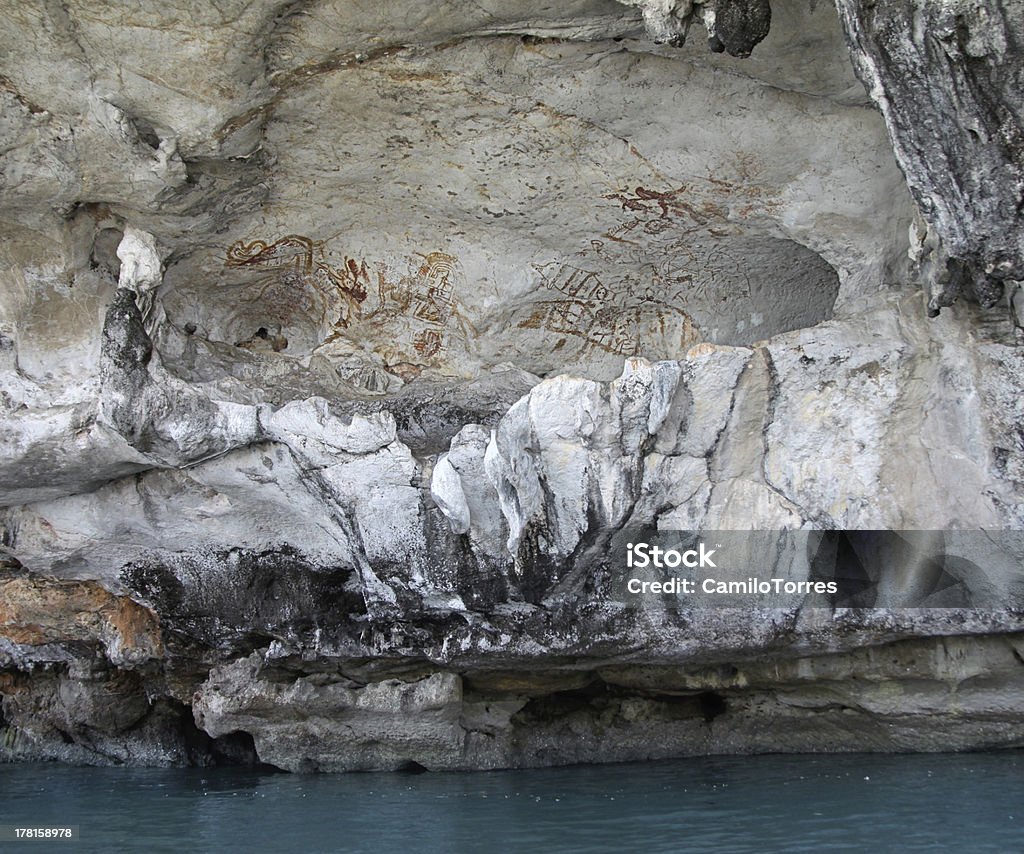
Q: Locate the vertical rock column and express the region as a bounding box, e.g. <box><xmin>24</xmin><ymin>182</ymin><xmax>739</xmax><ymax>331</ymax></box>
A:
<box><xmin>834</xmin><ymin>0</ymin><xmax>1024</xmax><ymax>315</ymax></box>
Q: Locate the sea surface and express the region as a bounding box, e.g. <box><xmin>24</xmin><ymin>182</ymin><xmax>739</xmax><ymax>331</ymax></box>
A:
<box><xmin>1</xmin><ymin>752</ymin><xmax>1021</xmax><ymax>852</ymax></box>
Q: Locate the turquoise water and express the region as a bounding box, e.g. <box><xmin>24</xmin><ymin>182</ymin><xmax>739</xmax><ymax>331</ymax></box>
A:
<box><xmin>1</xmin><ymin>753</ymin><xmax>1021</xmax><ymax>852</ymax></box>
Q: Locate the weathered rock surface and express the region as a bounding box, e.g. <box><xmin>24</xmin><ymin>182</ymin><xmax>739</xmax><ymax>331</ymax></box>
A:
<box><xmin>1</xmin><ymin>0</ymin><xmax>1023</xmax><ymax>770</ymax></box>
<box><xmin>835</xmin><ymin>0</ymin><xmax>1024</xmax><ymax>315</ymax></box>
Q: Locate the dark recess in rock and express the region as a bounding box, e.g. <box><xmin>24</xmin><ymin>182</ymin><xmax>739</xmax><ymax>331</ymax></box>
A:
<box><xmin>708</xmin><ymin>0</ymin><xmax>773</xmax><ymax>58</ymax></box>
<box><xmin>344</xmin><ymin>378</ymin><xmax>537</xmax><ymax>456</ymax></box>
<box><xmin>121</xmin><ymin>546</ymin><xmax>366</xmax><ymax>655</ymax></box>
<box><xmin>196</xmin><ymin>726</ymin><xmax>275</xmax><ymax>769</ymax></box>
<box><xmin>396</xmin><ymin>759</ymin><xmax>430</xmax><ymax>774</ymax></box>
<box><xmin>512</xmin><ymin>679</ymin><xmax>730</xmax><ymax>727</ymax></box>
<box><xmin>515</xmin><ymin>525</ymin><xmax>565</xmax><ymax>606</ymax></box>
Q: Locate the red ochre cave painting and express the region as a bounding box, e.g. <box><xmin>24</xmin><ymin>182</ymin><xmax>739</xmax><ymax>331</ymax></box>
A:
<box><xmin>602</xmin><ymin>185</ymin><xmax>731</xmax><ymax>243</ymax></box>
<box><xmin>224</xmin><ymin>237</ymin><xmax>462</xmax><ymax>362</ymax></box>
<box><xmin>519</xmin><ymin>261</ymin><xmax>699</xmax><ymax>358</ymax></box>
<box><xmin>602</xmin><ymin>181</ymin><xmax>780</xmax><ymax>245</ymax></box>
<box><xmin>225</xmin><ymin>235</ymin><xmax>368</xmax><ymax>331</ymax></box>
<box><xmin>371</xmin><ymin>252</ymin><xmax>460</xmax><ymax>359</ymax></box>
<box><xmin>224</xmin><ymin>180</ymin><xmax>756</xmax><ymax>367</ymax></box>
<box><xmin>519</xmin><ymin>179</ymin><xmax>779</xmax><ymax>357</ymax></box>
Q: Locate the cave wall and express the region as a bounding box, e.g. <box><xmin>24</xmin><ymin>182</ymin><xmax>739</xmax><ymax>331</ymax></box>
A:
<box><xmin>1</xmin><ymin>0</ymin><xmax>1023</xmax><ymax>769</ymax></box>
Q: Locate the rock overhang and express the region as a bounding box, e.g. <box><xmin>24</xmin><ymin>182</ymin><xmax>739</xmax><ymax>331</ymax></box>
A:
<box><xmin>1</xmin><ymin>0</ymin><xmax>1024</xmax><ymax>770</ymax></box>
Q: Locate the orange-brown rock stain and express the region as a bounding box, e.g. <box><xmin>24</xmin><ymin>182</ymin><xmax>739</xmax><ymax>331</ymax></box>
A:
<box><xmin>0</xmin><ymin>575</ymin><xmax>163</xmax><ymax>662</ymax></box>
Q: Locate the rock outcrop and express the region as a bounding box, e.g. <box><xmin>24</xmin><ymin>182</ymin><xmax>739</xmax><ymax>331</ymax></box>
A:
<box><xmin>835</xmin><ymin>0</ymin><xmax>1024</xmax><ymax>316</ymax></box>
<box><xmin>1</xmin><ymin>0</ymin><xmax>1023</xmax><ymax>770</ymax></box>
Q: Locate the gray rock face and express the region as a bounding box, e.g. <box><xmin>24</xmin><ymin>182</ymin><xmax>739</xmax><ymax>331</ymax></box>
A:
<box><xmin>1</xmin><ymin>0</ymin><xmax>1023</xmax><ymax>771</ymax></box>
<box><xmin>835</xmin><ymin>0</ymin><xmax>1024</xmax><ymax>314</ymax></box>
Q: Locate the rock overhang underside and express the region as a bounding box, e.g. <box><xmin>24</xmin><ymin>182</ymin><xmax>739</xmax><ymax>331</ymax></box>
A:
<box><xmin>1</xmin><ymin>0</ymin><xmax>1024</xmax><ymax>770</ymax></box>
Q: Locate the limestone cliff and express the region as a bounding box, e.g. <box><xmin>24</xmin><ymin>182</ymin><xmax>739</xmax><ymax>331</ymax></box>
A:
<box><xmin>1</xmin><ymin>0</ymin><xmax>1023</xmax><ymax>770</ymax></box>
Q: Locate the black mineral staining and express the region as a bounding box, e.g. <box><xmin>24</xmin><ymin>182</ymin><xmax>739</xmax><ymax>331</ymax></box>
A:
<box><xmin>709</xmin><ymin>0</ymin><xmax>772</xmax><ymax>58</ymax></box>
